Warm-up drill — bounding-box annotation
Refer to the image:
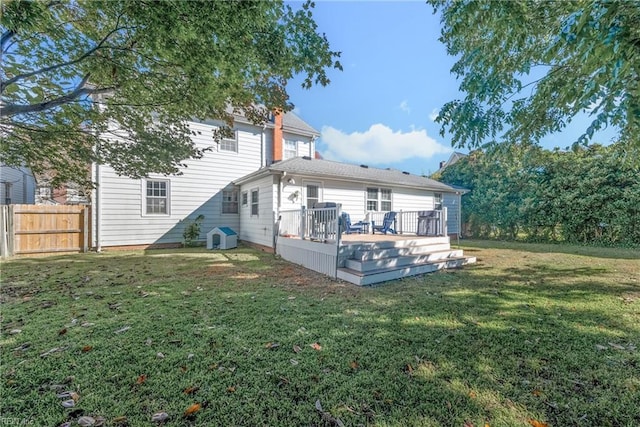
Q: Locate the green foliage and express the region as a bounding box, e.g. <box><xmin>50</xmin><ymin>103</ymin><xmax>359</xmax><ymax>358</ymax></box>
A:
<box><xmin>0</xmin><ymin>0</ymin><xmax>341</xmax><ymax>187</ymax></box>
<box><xmin>439</xmin><ymin>142</ymin><xmax>640</xmax><ymax>246</ymax></box>
<box><xmin>182</xmin><ymin>214</ymin><xmax>205</xmax><ymax>247</ymax></box>
<box><xmin>428</xmin><ymin>0</ymin><xmax>640</xmax><ymax>149</ymax></box>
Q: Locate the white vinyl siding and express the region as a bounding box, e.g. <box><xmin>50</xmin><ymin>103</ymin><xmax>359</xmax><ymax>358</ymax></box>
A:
<box><xmin>0</xmin><ymin>165</ymin><xmax>35</xmax><ymax>205</ymax></box>
<box><xmin>239</xmin><ymin>174</ymin><xmax>276</xmax><ymax>248</ymax></box>
<box><xmin>94</xmin><ymin>121</ymin><xmax>263</xmax><ymax>247</ymax></box>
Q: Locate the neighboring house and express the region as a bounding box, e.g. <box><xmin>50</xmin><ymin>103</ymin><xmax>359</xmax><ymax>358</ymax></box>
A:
<box><xmin>91</xmin><ymin>110</ymin><xmax>317</xmax><ymax>250</ymax></box>
<box><xmin>34</xmin><ymin>170</ymin><xmax>91</xmax><ymax>205</ymax></box>
<box><xmin>0</xmin><ymin>165</ymin><xmax>36</xmax><ymax>205</ymax></box>
<box><xmin>434</xmin><ymin>151</ymin><xmax>467</xmax><ymax>175</ymax></box>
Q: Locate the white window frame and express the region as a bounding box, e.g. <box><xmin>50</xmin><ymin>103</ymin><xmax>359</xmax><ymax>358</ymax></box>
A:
<box><xmin>241</xmin><ymin>191</ymin><xmax>248</xmax><ymax>207</ymax></box>
<box><xmin>284</xmin><ymin>139</ymin><xmax>297</xmax><ymax>159</ymax></box>
<box><xmin>303</xmin><ymin>181</ymin><xmax>322</xmax><ymax>208</ymax></box>
<box><xmin>219</xmin><ymin>130</ymin><xmax>238</xmax><ymax>152</ymax></box>
<box><xmin>222</xmin><ymin>189</ymin><xmax>239</xmax><ymax>214</ymax></box>
<box><xmin>250</xmin><ymin>188</ymin><xmax>259</xmax><ymax>216</ymax></box>
<box><xmin>434</xmin><ymin>192</ymin><xmax>443</xmax><ymax>210</ymax></box>
<box><xmin>143</xmin><ymin>179</ymin><xmax>170</xmax><ymax>216</ymax></box>
<box><xmin>366</xmin><ymin>187</ymin><xmax>392</xmax><ymax>212</ymax></box>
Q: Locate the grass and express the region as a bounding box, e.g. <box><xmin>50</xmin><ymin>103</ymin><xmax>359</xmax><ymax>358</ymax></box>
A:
<box><xmin>1</xmin><ymin>242</ymin><xmax>639</xmax><ymax>426</ymax></box>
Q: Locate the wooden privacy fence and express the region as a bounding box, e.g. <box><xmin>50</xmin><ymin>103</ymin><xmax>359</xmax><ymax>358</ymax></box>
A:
<box><xmin>1</xmin><ymin>204</ymin><xmax>91</xmax><ymax>257</ymax></box>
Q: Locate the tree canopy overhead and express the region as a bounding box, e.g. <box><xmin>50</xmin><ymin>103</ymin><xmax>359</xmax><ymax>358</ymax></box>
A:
<box><xmin>428</xmin><ymin>0</ymin><xmax>639</xmax><ymax>149</ymax></box>
<box><xmin>1</xmin><ymin>0</ymin><xmax>341</xmax><ymax>187</ymax></box>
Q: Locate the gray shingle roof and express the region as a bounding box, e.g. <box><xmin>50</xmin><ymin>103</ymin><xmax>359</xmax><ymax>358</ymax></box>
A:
<box><xmin>236</xmin><ymin>157</ymin><xmax>462</xmax><ymax>192</ymax></box>
<box><xmin>282</xmin><ymin>111</ymin><xmax>319</xmax><ymax>136</ymax></box>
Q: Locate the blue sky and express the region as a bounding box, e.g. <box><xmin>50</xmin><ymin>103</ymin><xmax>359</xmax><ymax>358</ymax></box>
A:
<box><xmin>287</xmin><ymin>1</ymin><xmax>618</xmax><ymax>176</ymax></box>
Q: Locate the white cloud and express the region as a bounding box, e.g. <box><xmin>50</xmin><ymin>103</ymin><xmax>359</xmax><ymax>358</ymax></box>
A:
<box><xmin>399</xmin><ymin>100</ymin><xmax>411</xmax><ymax>114</ymax></box>
<box><xmin>429</xmin><ymin>108</ymin><xmax>440</xmax><ymax>122</ymax></box>
<box><xmin>320</xmin><ymin>124</ymin><xmax>451</xmax><ymax>165</ymax></box>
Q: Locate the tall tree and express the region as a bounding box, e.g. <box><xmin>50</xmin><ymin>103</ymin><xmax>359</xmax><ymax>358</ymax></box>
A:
<box><xmin>428</xmin><ymin>0</ymin><xmax>639</xmax><ymax>149</ymax></box>
<box><xmin>1</xmin><ymin>0</ymin><xmax>341</xmax><ymax>186</ymax></box>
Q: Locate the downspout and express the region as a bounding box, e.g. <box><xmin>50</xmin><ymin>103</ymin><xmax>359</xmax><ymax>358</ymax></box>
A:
<box><xmin>94</xmin><ymin>155</ymin><xmax>102</xmax><ymax>252</ymax></box>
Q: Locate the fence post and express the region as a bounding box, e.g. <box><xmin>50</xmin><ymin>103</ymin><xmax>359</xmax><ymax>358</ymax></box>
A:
<box><xmin>83</xmin><ymin>206</ymin><xmax>89</xmax><ymax>252</ymax></box>
<box><xmin>7</xmin><ymin>205</ymin><xmax>15</xmax><ymax>256</ymax></box>
<box><xmin>0</xmin><ymin>206</ymin><xmax>7</xmax><ymax>258</ymax></box>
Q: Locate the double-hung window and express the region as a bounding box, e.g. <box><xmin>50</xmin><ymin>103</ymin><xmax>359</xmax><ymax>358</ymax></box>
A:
<box><xmin>241</xmin><ymin>191</ymin><xmax>248</xmax><ymax>207</ymax></box>
<box><xmin>250</xmin><ymin>189</ymin><xmax>259</xmax><ymax>216</ymax></box>
<box><xmin>220</xmin><ymin>130</ymin><xmax>238</xmax><ymax>152</ymax></box>
<box><xmin>366</xmin><ymin>187</ymin><xmax>392</xmax><ymax>211</ymax></box>
<box><xmin>284</xmin><ymin>140</ymin><xmax>297</xmax><ymax>159</ymax></box>
<box><xmin>145</xmin><ymin>179</ymin><xmax>169</xmax><ymax>215</ymax></box>
<box><xmin>222</xmin><ymin>190</ymin><xmax>239</xmax><ymax>214</ymax></box>
<box><xmin>434</xmin><ymin>192</ymin><xmax>443</xmax><ymax>210</ymax></box>
<box><xmin>306</xmin><ymin>183</ymin><xmax>320</xmax><ymax>208</ymax></box>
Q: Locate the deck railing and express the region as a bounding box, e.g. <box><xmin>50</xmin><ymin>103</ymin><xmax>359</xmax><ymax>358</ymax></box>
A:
<box><xmin>278</xmin><ymin>205</ymin><xmax>341</xmax><ymax>244</ymax></box>
<box><xmin>368</xmin><ymin>208</ymin><xmax>448</xmax><ymax>236</ymax></box>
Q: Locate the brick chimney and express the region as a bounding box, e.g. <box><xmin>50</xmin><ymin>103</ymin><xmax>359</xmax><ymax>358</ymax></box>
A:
<box><xmin>273</xmin><ymin>110</ymin><xmax>283</xmax><ymax>162</ymax></box>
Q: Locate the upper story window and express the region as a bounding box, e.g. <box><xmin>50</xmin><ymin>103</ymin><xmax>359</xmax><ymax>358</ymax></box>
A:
<box><xmin>145</xmin><ymin>179</ymin><xmax>169</xmax><ymax>215</ymax></box>
<box><xmin>222</xmin><ymin>190</ymin><xmax>238</xmax><ymax>214</ymax></box>
<box><xmin>284</xmin><ymin>140</ymin><xmax>297</xmax><ymax>159</ymax></box>
<box><xmin>220</xmin><ymin>130</ymin><xmax>238</xmax><ymax>152</ymax></box>
<box><xmin>366</xmin><ymin>187</ymin><xmax>392</xmax><ymax>211</ymax></box>
<box><xmin>434</xmin><ymin>192</ymin><xmax>443</xmax><ymax>210</ymax></box>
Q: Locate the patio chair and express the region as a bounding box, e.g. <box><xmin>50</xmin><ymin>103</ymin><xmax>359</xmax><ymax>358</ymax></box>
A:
<box><xmin>340</xmin><ymin>212</ymin><xmax>365</xmax><ymax>234</ymax></box>
<box><xmin>372</xmin><ymin>211</ymin><xmax>397</xmax><ymax>234</ymax></box>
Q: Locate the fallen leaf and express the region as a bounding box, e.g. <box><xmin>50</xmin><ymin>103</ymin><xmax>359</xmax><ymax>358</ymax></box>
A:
<box><xmin>469</xmin><ymin>391</ymin><xmax>477</xmax><ymax>399</ymax></box>
<box><xmin>183</xmin><ymin>403</ymin><xmax>201</xmax><ymax>417</ymax></box>
<box><xmin>61</xmin><ymin>399</ymin><xmax>75</xmax><ymax>408</ymax></box>
<box><xmin>184</xmin><ymin>386</ymin><xmax>199</xmax><ymax>395</ymax></box>
<box><xmin>114</xmin><ymin>326</ymin><xmax>130</xmax><ymax>334</ymax></box>
<box><xmin>608</xmin><ymin>342</ymin><xmax>626</xmax><ymax>350</ymax></box>
<box><xmin>532</xmin><ymin>389</ymin><xmax>542</xmax><ymax>397</ymax></box>
<box><xmin>264</xmin><ymin>342</ymin><xmax>280</xmax><ymax>349</ymax></box>
<box><xmin>290</xmin><ymin>359</ymin><xmax>299</xmax><ymax>365</ymax></box>
<box><xmin>350</xmin><ymin>360</ymin><xmax>359</xmax><ymax>370</ymax></box>
<box><xmin>77</xmin><ymin>416</ymin><xmax>95</xmax><ymax>426</ymax></box>
<box><xmin>58</xmin><ymin>328</ymin><xmax>68</xmax><ymax>336</ymax></box>
<box><xmin>293</xmin><ymin>345</ymin><xmax>302</xmax><ymax>353</ymax></box>
<box><xmin>156</xmin><ymin>352</ymin><xmax>165</xmax><ymax>359</ymax></box>
<box><xmin>528</xmin><ymin>419</ymin><xmax>549</xmax><ymax>427</ymax></box>
<box><xmin>151</xmin><ymin>412</ymin><xmax>169</xmax><ymax>423</ymax></box>
<box><xmin>69</xmin><ymin>391</ymin><xmax>80</xmax><ymax>402</ymax></box>
<box><xmin>94</xmin><ymin>416</ymin><xmax>105</xmax><ymax>426</ymax></box>
<box><xmin>81</xmin><ymin>346</ymin><xmax>93</xmax><ymax>353</ymax></box>
<box><xmin>406</xmin><ymin>364</ymin><xmax>414</xmax><ymax>373</ymax></box>
<box><xmin>180</xmin><ymin>366</ymin><xmax>188</xmax><ymax>373</ymax></box>
<box><xmin>135</xmin><ymin>374</ymin><xmax>147</xmax><ymax>385</ymax></box>
<box><xmin>111</xmin><ymin>416</ymin><xmax>127</xmax><ymax>425</ymax></box>
<box><xmin>464</xmin><ymin>421</ymin><xmax>474</xmax><ymax>427</ymax></box>
<box><xmin>227</xmin><ymin>386</ymin><xmax>236</xmax><ymax>393</ymax></box>
<box><xmin>310</xmin><ymin>342</ymin><xmax>322</xmax><ymax>351</ymax></box>
<box><xmin>595</xmin><ymin>344</ymin><xmax>608</xmax><ymax>350</ymax></box>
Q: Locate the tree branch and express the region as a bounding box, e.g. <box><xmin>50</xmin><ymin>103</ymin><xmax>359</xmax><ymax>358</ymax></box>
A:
<box><xmin>1</xmin><ymin>74</ymin><xmax>116</xmax><ymax>116</ymax></box>
<box><xmin>1</xmin><ymin>22</ymin><xmax>131</xmax><ymax>94</ymax></box>
<box><xmin>0</xmin><ymin>29</ymin><xmax>15</xmax><ymax>52</ymax></box>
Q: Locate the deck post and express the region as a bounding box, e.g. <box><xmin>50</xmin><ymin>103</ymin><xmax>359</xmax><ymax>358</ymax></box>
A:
<box><xmin>442</xmin><ymin>207</ymin><xmax>448</xmax><ymax>236</ymax></box>
<box><xmin>300</xmin><ymin>206</ymin><xmax>306</xmax><ymax>240</ymax></box>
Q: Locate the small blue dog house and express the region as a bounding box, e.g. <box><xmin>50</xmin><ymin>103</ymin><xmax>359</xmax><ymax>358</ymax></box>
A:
<box><xmin>207</xmin><ymin>227</ymin><xmax>237</xmax><ymax>250</ymax></box>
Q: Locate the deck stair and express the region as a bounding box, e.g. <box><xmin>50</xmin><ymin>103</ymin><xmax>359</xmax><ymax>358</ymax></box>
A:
<box><xmin>337</xmin><ymin>236</ymin><xmax>475</xmax><ymax>286</ymax></box>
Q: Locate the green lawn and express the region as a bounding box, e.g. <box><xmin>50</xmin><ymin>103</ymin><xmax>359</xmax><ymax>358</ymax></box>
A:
<box><xmin>1</xmin><ymin>242</ymin><xmax>639</xmax><ymax>426</ymax></box>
